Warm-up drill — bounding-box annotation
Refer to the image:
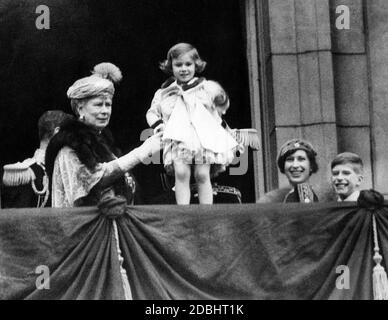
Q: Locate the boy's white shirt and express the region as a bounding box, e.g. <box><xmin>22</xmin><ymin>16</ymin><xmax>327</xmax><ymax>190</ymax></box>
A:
<box><xmin>337</xmin><ymin>190</ymin><xmax>360</xmax><ymax>202</ymax></box>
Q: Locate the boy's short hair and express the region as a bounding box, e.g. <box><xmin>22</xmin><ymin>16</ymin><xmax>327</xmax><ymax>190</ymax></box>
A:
<box><xmin>38</xmin><ymin>110</ymin><xmax>72</xmax><ymax>140</ymax></box>
<box><xmin>331</xmin><ymin>152</ymin><xmax>364</xmax><ymax>174</ymax></box>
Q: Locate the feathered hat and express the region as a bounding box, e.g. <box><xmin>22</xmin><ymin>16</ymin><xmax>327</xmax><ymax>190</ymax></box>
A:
<box><xmin>67</xmin><ymin>62</ymin><xmax>123</xmax><ymax>100</ymax></box>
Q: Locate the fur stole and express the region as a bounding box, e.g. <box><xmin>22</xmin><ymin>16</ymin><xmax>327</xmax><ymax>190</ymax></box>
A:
<box><xmin>45</xmin><ymin>119</ymin><xmax>120</xmax><ymax>178</ymax></box>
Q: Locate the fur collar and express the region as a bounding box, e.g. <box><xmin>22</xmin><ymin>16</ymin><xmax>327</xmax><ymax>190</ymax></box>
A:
<box><xmin>45</xmin><ymin>119</ymin><xmax>119</xmax><ymax>178</ymax></box>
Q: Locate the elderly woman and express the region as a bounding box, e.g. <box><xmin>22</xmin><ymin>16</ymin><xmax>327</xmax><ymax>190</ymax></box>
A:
<box><xmin>258</xmin><ymin>138</ymin><xmax>319</xmax><ymax>203</ymax></box>
<box><xmin>46</xmin><ymin>63</ymin><xmax>162</xmax><ymax>207</ymax></box>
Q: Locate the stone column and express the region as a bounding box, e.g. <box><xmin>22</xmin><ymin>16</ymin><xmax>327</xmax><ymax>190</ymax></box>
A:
<box><xmin>330</xmin><ymin>0</ymin><xmax>373</xmax><ymax>189</ymax></box>
<box><xmin>366</xmin><ymin>1</ymin><xmax>388</xmax><ymax>196</ymax></box>
<box><xmin>268</xmin><ymin>0</ymin><xmax>338</xmax><ymax>189</ymax></box>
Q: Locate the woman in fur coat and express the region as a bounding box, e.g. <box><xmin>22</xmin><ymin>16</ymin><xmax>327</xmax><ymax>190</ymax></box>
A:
<box><xmin>46</xmin><ymin>63</ymin><xmax>162</xmax><ymax>207</ymax></box>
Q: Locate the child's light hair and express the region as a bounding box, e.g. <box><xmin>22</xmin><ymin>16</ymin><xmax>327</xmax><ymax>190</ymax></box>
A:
<box><xmin>331</xmin><ymin>152</ymin><xmax>364</xmax><ymax>174</ymax></box>
<box><xmin>159</xmin><ymin>43</ymin><xmax>207</xmax><ymax>75</ymax></box>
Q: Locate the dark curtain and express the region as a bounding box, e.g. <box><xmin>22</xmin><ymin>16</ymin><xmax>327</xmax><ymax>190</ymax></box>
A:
<box><xmin>1</xmin><ymin>202</ymin><xmax>387</xmax><ymax>299</ymax></box>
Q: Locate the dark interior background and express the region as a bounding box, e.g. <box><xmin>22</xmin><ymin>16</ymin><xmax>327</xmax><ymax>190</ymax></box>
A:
<box><xmin>0</xmin><ymin>0</ymin><xmax>255</xmax><ymax>203</ymax></box>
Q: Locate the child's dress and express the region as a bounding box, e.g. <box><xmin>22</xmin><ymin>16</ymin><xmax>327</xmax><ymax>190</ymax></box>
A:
<box><xmin>146</xmin><ymin>77</ymin><xmax>239</xmax><ymax>176</ymax></box>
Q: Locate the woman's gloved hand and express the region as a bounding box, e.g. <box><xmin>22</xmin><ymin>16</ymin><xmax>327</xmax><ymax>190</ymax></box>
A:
<box><xmin>135</xmin><ymin>131</ymin><xmax>163</xmax><ymax>162</ymax></box>
<box><xmin>115</xmin><ymin>132</ymin><xmax>163</xmax><ymax>172</ymax></box>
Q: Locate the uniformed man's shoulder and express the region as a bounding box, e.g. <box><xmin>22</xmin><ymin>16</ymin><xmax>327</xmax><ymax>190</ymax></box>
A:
<box><xmin>2</xmin><ymin>158</ymin><xmax>37</xmax><ymax>187</ymax></box>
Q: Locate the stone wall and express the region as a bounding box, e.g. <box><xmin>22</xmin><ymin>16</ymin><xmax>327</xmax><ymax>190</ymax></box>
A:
<box><xmin>262</xmin><ymin>0</ymin><xmax>388</xmax><ymax>196</ymax></box>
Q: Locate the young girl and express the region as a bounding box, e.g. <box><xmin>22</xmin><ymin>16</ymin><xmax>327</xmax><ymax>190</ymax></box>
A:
<box><xmin>146</xmin><ymin>43</ymin><xmax>239</xmax><ymax>205</ymax></box>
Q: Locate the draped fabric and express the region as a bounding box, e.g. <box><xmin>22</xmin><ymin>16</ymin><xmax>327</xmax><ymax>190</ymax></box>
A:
<box><xmin>0</xmin><ymin>207</ymin><xmax>125</xmax><ymax>300</ymax></box>
<box><xmin>1</xmin><ymin>202</ymin><xmax>387</xmax><ymax>300</ymax></box>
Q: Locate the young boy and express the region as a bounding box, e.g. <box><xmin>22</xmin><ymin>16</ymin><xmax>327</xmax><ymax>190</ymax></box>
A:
<box><xmin>330</xmin><ymin>152</ymin><xmax>364</xmax><ymax>202</ymax></box>
<box><xmin>1</xmin><ymin>110</ymin><xmax>72</xmax><ymax>208</ymax></box>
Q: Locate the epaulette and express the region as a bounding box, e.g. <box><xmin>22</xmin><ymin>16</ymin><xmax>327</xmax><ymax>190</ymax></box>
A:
<box><xmin>2</xmin><ymin>158</ymin><xmax>37</xmax><ymax>187</ymax></box>
<box><xmin>223</xmin><ymin>121</ymin><xmax>260</xmax><ymax>151</ymax></box>
<box><xmin>231</xmin><ymin>128</ymin><xmax>260</xmax><ymax>150</ymax></box>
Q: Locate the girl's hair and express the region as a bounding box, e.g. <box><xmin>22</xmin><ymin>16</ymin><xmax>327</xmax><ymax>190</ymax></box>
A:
<box><xmin>159</xmin><ymin>43</ymin><xmax>207</xmax><ymax>75</ymax></box>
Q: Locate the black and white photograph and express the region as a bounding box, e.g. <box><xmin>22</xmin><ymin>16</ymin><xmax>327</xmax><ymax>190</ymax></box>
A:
<box><xmin>0</xmin><ymin>0</ymin><xmax>388</xmax><ymax>303</ymax></box>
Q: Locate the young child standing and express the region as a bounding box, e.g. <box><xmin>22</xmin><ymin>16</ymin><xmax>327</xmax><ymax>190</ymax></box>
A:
<box><xmin>146</xmin><ymin>43</ymin><xmax>239</xmax><ymax>204</ymax></box>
